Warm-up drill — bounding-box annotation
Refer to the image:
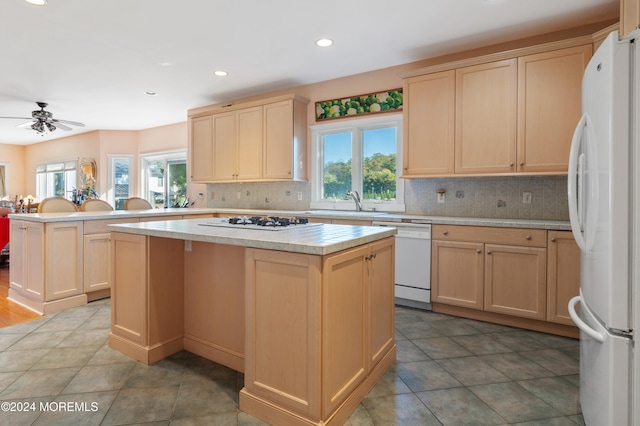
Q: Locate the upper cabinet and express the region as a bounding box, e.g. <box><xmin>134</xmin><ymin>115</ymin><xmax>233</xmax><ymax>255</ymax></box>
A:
<box><xmin>402</xmin><ymin>71</ymin><xmax>455</xmax><ymax>177</ymax></box>
<box><xmin>188</xmin><ymin>94</ymin><xmax>309</xmax><ymax>183</ymax></box>
<box><xmin>517</xmin><ymin>45</ymin><xmax>592</xmax><ymax>173</ymax></box>
<box><xmin>455</xmin><ymin>59</ymin><xmax>518</xmax><ymax>174</ymax></box>
<box><xmin>402</xmin><ymin>40</ymin><xmax>592</xmax><ymax>178</ymax></box>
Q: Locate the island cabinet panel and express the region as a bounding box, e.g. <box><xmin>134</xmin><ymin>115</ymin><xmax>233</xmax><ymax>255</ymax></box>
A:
<box><xmin>483</xmin><ymin>244</ymin><xmax>547</xmax><ymax>320</ymax></box>
<box><xmin>546</xmin><ymin>231</ymin><xmax>580</xmax><ymax>325</ymax></box>
<box><xmin>243</xmin><ymin>248</ymin><xmax>322</xmax><ymax>420</ymax></box>
<box><xmin>109</xmin><ymin>233</ymin><xmax>185</xmax><ymax>364</ymax></box>
<box><xmin>9</xmin><ymin>219</ymin><xmax>45</xmax><ymax>300</ymax></box>
<box><xmin>402</xmin><ymin>70</ymin><xmax>456</xmax><ymax>177</ymax></box>
<box><xmin>83</xmin><ymin>218</ymin><xmax>135</xmax><ymax>295</ymax></box>
<box><xmin>322</xmin><ymin>244</ymin><xmax>368</xmax><ymax>417</ymax></box>
<box><xmin>45</xmin><ymin>222</ymin><xmax>84</xmax><ymax>301</ymax></box>
<box><xmin>455</xmin><ymin>59</ymin><xmax>518</xmax><ymax>174</ymax></box>
<box><xmin>184</xmin><ymin>242</ymin><xmax>246</xmax><ymax>372</ymax></box>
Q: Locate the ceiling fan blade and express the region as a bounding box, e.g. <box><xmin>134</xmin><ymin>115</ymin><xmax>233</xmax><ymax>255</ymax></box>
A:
<box><xmin>53</xmin><ymin>122</ymin><xmax>73</xmax><ymax>131</ymax></box>
<box><xmin>16</xmin><ymin>120</ymin><xmax>35</xmax><ymax>128</ymax></box>
<box><xmin>0</xmin><ymin>116</ymin><xmax>34</xmax><ymax>120</ymax></box>
<box><xmin>53</xmin><ymin>119</ymin><xmax>85</xmax><ymax>127</ymax></box>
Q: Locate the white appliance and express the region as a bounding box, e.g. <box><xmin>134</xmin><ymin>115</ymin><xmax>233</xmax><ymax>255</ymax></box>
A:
<box><xmin>567</xmin><ymin>29</ymin><xmax>640</xmax><ymax>426</ymax></box>
<box><xmin>372</xmin><ymin>221</ymin><xmax>431</xmax><ymax>309</ymax></box>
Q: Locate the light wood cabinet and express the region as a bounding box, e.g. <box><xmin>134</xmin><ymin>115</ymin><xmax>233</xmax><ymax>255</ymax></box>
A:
<box><xmin>546</xmin><ymin>230</ymin><xmax>580</xmax><ymax>325</ymax></box>
<box><xmin>403</xmin><ymin>40</ymin><xmax>592</xmax><ymax>177</ymax></box>
<box><xmin>188</xmin><ymin>94</ymin><xmax>308</xmax><ymax>183</ymax></box>
<box><xmin>213</xmin><ymin>106</ymin><xmax>263</xmax><ymax>181</ymax></box>
<box><xmin>9</xmin><ymin>220</ymin><xmax>84</xmax><ymax>314</ymax></box>
<box><xmin>402</xmin><ymin>70</ymin><xmax>455</xmax><ymax>177</ymax></box>
<box><xmin>432</xmin><ymin>240</ymin><xmax>484</xmax><ymax>309</ymax></box>
<box><xmin>9</xmin><ymin>219</ymin><xmax>44</xmax><ymax>300</ymax></box>
<box><xmin>189</xmin><ymin>115</ymin><xmax>214</xmax><ymax>182</ymax></box>
<box><xmin>263</xmin><ymin>99</ymin><xmax>308</xmax><ymax>180</ymax></box>
<box><xmin>517</xmin><ymin>45</ymin><xmax>592</xmax><ymax>173</ymax></box>
<box><xmin>484</xmin><ymin>244</ymin><xmax>547</xmax><ymax>320</ymax></box>
<box><xmin>455</xmin><ymin>59</ymin><xmax>518</xmax><ymax>174</ymax></box>
<box><xmin>431</xmin><ymin>225</ymin><xmax>580</xmax><ymax>337</ymax></box>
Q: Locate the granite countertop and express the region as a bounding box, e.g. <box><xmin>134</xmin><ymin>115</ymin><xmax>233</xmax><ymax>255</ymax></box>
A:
<box><xmin>108</xmin><ymin>218</ymin><xmax>396</xmax><ymax>256</ymax></box>
<box><xmin>7</xmin><ymin>208</ymin><xmax>214</xmax><ymax>223</ymax></box>
<box><xmin>8</xmin><ymin>206</ymin><xmax>571</xmax><ymax>231</ymax></box>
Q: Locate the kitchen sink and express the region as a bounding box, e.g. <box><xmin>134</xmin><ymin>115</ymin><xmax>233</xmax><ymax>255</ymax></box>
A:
<box><xmin>304</xmin><ymin>210</ymin><xmax>387</xmax><ymax>217</ymax></box>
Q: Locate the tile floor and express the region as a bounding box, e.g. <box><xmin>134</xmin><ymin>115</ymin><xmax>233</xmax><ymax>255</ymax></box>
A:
<box><xmin>0</xmin><ymin>300</ymin><xmax>583</xmax><ymax>425</ymax></box>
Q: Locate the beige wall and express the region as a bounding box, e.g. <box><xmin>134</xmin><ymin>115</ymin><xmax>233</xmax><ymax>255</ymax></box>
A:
<box><xmin>0</xmin><ymin>143</ymin><xmax>26</xmax><ymax>197</ymax></box>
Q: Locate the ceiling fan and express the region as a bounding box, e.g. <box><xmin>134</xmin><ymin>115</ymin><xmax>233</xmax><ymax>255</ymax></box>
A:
<box><xmin>0</xmin><ymin>101</ymin><xmax>85</xmax><ymax>134</ymax></box>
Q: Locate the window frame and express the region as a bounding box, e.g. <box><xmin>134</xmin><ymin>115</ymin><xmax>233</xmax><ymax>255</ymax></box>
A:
<box><xmin>310</xmin><ymin>114</ymin><xmax>404</xmax><ymax>212</ymax></box>
<box><xmin>139</xmin><ymin>149</ymin><xmax>187</xmax><ymax>208</ymax></box>
<box><xmin>108</xmin><ymin>154</ymin><xmax>133</xmax><ymax>210</ymax></box>
<box><xmin>35</xmin><ymin>159</ymin><xmax>78</xmax><ymax>201</ymax></box>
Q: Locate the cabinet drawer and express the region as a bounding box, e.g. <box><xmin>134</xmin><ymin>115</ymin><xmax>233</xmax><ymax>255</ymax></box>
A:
<box><xmin>84</xmin><ymin>218</ymin><xmax>137</xmax><ymax>234</ymax></box>
<box><xmin>432</xmin><ymin>225</ymin><xmax>546</xmax><ymax>247</ymax></box>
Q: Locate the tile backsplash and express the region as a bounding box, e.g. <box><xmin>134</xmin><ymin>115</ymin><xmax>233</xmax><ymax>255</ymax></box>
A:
<box><xmin>206</xmin><ymin>175</ymin><xmax>569</xmax><ymax>221</ymax></box>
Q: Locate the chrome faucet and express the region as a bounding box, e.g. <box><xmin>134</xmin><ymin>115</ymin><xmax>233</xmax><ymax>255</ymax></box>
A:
<box><xmin>347</xmin><ymin>190</ymin><xmax>362</xmax><ymax>211</ymax></box>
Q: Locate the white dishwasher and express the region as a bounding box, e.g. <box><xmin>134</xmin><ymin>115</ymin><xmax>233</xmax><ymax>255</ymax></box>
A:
<box><xmin>372</xmin><ymin>221</ymin><xmax>431</xmax><ymax>310</ymax></box>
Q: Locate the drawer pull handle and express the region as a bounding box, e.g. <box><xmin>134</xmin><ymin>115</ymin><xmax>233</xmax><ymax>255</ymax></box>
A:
<box><xmin>443</xmin><ymin>231</ymin><xmax>448</xmax><ymax>235</ymax></box>
<box><xmin>525</xmin><ymin>235</ymin><xmax>531</xmax><ymax>240</ymax></box>
<box><xmin>519</xmin><ymin>162</ymin><xmax>524</xmax><ymax>166</ymax></box>
<box><xmin>487</xmin><ymin>250</ymin><xmax>492</xmax><ymax>254</ymax></box>
<box><xmin>551</xmin><ymin>237</ymin><xmax>557</xmax><ymax>243</ymax></box>
<box><xmin>476</xmin><ymin>249</ymin><xmax>481</xmax><ymax>253</ymax></box>
<box><xmin>509</xmin><ymin>162</ymin><xmax>514</xmax><ymax>167</ymax></box>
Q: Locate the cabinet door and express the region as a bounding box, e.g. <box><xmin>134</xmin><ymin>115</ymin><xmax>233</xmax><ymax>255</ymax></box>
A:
<box><xmin>547</xmin><ymin>231</ymin><xmax>580</xmax><ymax>325</ymax></box>
<box><xmin>10</xmin><ymin>220</ymin><xmax>44</xmax><ymax>298</ymax></box>
<box><xmin>263</xmin><ymin>100</ymin><xmax>294</xmax><ymax>179</ymax></box>
<box><xmin>484</xmin><ymin>244</ymin><xmax>546</xmax><ymax>320</ymax></box>
<box><xmin>45</xmin><ymin>221</ymin><xmax>83</xmax><ymax>301</ymax></box>
<box><xmin>212</xmin><ymin>111</ymin><xmax>237</xmax><ymax>181</ymax></box>
<box><xmin>189</xmin><ymin>115</ymin><xmax>214</xmax><ymax>181</ymax></box>
<box><xmin>84</xmin><ymin>233</ymin><xmax>111</xmax><ymax>293</ymax></box>
<box><xmin>367</xmin><ymin>238</ymin><xmax>395</xmax><ymax>369</ymax></box>
<box><xmin>431</xmin><ymin>240</ymin><xmax>484</xmax><ymax>309</ymax></box>
<box><xmin>455</xmin><ymin>59</ymin><xmax>517</xmax><ymax>174</ymax></box>
<box><xmin>403</xmin><ymin>70</ymin><xmax>455</xmax><ymax>176</ymax></box>
<box><xmin>322</xmin><ymin>245</ymin><xmax>368</xmax><ymax>417</ymax></box>
<box><xmin>517</xmin><ymin>45</ymin><xmax>591</xmax><ymax>173</ymax></box>
<box><xmin>236</xmin><ymin>106</ymin><xmax>263</xmax><ymax>180</ymax></box>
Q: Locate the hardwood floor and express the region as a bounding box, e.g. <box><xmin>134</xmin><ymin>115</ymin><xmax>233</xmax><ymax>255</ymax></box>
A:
<box><xmin>0</xmin><ymin>261</ymin><xmax>41</xmax><ymax>328</ymax></box>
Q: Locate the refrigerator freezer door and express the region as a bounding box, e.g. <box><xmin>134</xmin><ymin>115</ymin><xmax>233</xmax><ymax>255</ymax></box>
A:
<box><xmin>568</xmin><ymin>31</ymin><xmax>632</xmax><ymax>331</ymax></box>
<box><xmin>572</xmin><ymin>294</ymin><xmax>631</xmax><ymax>426</ymax></box>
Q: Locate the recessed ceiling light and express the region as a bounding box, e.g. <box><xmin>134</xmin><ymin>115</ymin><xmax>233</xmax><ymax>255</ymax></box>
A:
<box><xmin>144</xmin><ymin>91</ymin><xmax>158</xmax><ymax>96</ymax></box>
<box><xmin>316</xmin><ymin>38</ymin><xmax>333</xmax><ymax>48</ymax></box>
<box><xmin>24</xmin><ymin>0</ymin><xmax>47</xmax><ymax>5</ymax></box>
<box><xmin>214</xmin><ymin>70</ymin><xmax>228</xmax><ymax>77</ymax></box>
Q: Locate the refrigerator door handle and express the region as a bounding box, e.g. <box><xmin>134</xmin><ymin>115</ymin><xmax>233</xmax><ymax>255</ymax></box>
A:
<box><xmin>568</xmin><ymin>295</ymin><xmax>604</xmax><ymax>343</ymax></box>
<box><xmin>568</xmin><ymin>114</ymin><xmax>587</xmax><ymax>251</ymax></box>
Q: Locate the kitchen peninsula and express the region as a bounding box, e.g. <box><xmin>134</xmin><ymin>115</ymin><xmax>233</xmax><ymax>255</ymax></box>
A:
<box><xmin>107</xmin><ymin>218</ymin><xmax>396</xmax><ymax>426</ymax></box>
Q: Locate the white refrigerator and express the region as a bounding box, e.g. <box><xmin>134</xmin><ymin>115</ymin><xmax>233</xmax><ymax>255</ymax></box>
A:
<box><xmin>567</xmin><ymin>29</ymin><xmax>639</xmax><ymax>425</ymax></box>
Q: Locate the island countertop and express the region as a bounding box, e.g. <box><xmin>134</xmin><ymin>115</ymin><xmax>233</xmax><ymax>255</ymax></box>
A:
<box><xmin>108</xmin><ymin>218</ymin><xmax>397</xmax><ymax>256</ymax></box>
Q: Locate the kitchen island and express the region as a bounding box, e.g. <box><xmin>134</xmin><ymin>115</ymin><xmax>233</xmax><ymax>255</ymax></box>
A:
<box><xmin>107</xmin><ymin>218</ymin><xmax>397</xmax><ymax>426</ymax></box>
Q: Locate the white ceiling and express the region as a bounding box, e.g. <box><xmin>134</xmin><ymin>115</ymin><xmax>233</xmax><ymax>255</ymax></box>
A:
<box><xmin>0</xmin><ymin>0</ymin><xmax>618</xmax><ymax>145</ymax></box>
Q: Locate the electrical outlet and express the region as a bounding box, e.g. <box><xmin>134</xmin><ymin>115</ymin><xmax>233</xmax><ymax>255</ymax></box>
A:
<box><xmin>523</xmin><ymin>192</ymin><xmax>532</xmax><ymax>204</ymax></box>
<box><xmin>210</xmin><ymin>192</ymin><xmax>215</xmax><ymax>200</ymax></box>
<box><xmin>437</xmin><ymin>193</ymin><xmax>445</xmax><ymax>203</ymax></box>
<box><xmin>236</xmin><ymin>192</ymin><xmax>241</xmax><ymax>200</ymax></box>
<box><xmin>297</xmin><ymin>191</ymin><xmax>303</xmax><ymax>201</ymax></box>
<box><xmin>184</xmin><ymin>240</ymin><xmax>192</xmax><ymax>252</ymax></box>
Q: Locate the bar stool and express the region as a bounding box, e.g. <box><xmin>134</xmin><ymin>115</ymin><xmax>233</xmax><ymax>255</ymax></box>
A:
<box><xmin>80</xmin><ymin>199</ymin><xmax>114</xmax><ymax>211</ymax></box>
<box><xmin>123</xmin><ymin>197</ymin><xmax>152</xmax><ymax>210</ymax></box>
<box><xmin>37</xmin><ymin>197</ymin><xmax>78</xmax><ymax>213</ymax></box>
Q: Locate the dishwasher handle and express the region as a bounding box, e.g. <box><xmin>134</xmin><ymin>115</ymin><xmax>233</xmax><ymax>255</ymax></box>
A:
<box><xmin>396</xmin><ymin>228</ymin><xmax>431</xmax><ymax>239</ymax></box>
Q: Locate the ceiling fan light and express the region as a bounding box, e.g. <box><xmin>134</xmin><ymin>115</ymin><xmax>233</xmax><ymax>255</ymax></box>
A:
<box><xmin>31</xmin><ymin>122</ymin><xmax>44</xmax><ymax>133</ymax></box>
<box><xmin>45</xmin><ymin>122</ymin><xmax>56</xmax><ymax>132</ymax></box>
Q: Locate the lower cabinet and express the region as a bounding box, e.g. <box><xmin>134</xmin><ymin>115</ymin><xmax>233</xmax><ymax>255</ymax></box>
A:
<box><xmin>431</xmin><ymin>225</ymin><xmax>577</xmax><ymax>336</ymax></box>
<box><xmin>546</xmin><ymin>230</ymin><xmax>581</xmax><ymax>325</ymax></box>
<box><xmin>242</xmin><ymin>237</ymin><xmax>395</xmax><ymax>424</ymax></box>
<box><xmin>9</xmin><ymin>220</ymin><xmax>84</xmax><ymax>314</ymax></box>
